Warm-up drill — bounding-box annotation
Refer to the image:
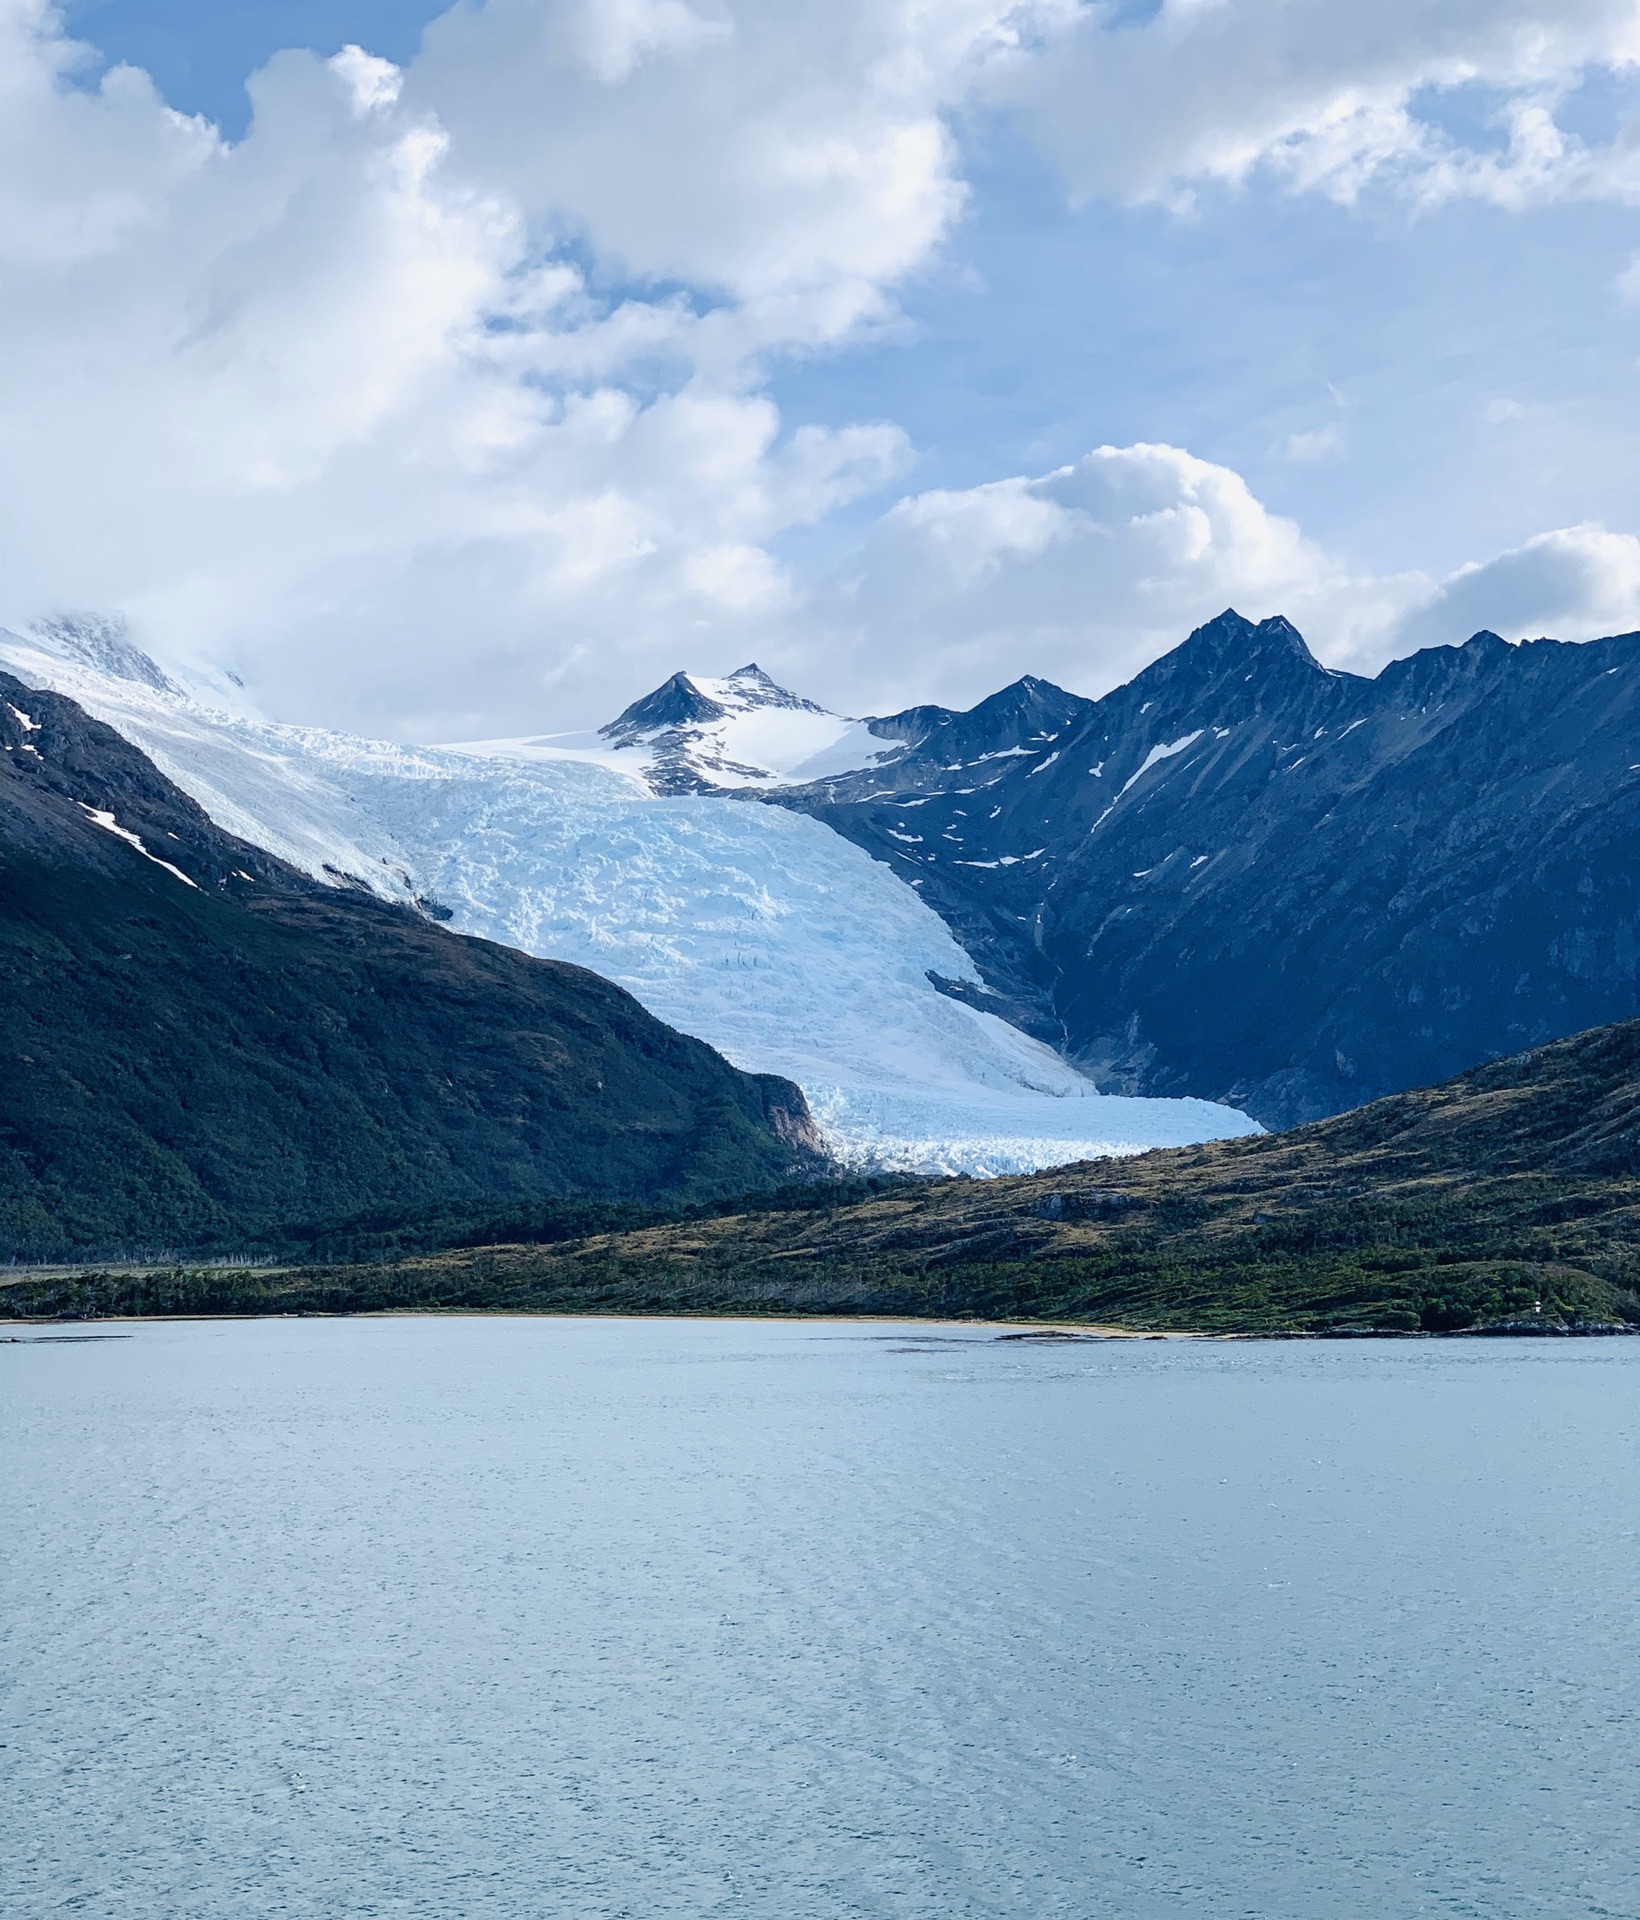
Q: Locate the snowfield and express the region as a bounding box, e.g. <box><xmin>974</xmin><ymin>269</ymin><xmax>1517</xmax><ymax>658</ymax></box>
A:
<box><xmin>0</xmin><ymin>626</ymin><xmax>1260</xmax><ymax>1173</ymax></box>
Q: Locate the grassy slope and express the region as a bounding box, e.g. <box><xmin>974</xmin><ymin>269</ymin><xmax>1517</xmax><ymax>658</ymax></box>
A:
<box><xmin>9</xmin><ymin>1021</ymin><xmax>1639</xmax><ymax>1332</ymax></box>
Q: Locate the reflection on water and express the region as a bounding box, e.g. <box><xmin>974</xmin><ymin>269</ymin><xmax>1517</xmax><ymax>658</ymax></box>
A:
<box><xmin>3</xmin><ymin>1318</ymin><xmax>1636</xmax><ymax>1918</ymax></box>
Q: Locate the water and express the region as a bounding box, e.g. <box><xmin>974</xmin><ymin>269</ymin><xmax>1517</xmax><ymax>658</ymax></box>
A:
<box><xmin>2</xmin><ymin>1319</ymin><xmax>1635</xmax><ymax>1918</ymax></box>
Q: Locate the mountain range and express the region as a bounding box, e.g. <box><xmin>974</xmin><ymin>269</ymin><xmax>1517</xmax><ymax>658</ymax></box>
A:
<box><xmin>470</xmin><ymin>608</ymin><xmax>1640</xmax><ymax>1130</ymax></box>
<box><xmin>0</xmin><ymin>621</ymin><xmax>1255</xmax><ymax>1178</ymax></box>
<box><xmin>2</xmin><ymin>605</ymin><xmax>1637</xmax><ymax>1207</ymax></box>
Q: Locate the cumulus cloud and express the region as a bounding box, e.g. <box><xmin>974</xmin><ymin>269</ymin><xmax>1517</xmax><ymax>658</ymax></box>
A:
<box><xmin>409</xmin><ymin>0</ymin><xmax>1016</xmax><ymax>313</ymax></box>
<box><xmin>3</xmin><ymin>0</ymin><xmax>1637</xmax><ymax>740</ymax></box>
<box><xmin>1390</xmin><ymin>523</ymin><xmax>1640</xmax><ymax>651</ymax></box>
<box><xmin>780</xmin><ymin>447</ymin><xmax>1640</xmax><ymax>714</ymax></box>
<box><xmin>997</xmin><ymin>0</ymin><xmax>1640</xmax><ymax>211</ymax></box>
<box><xmin>783</xmin><ymin>442</ymin><xmax>1420</xmax><ymax>710</ymax></box>
<box><xmin>0</xmin><ymin>0</ymin><xmax>1025</xmax><ymax>736</ymax></box>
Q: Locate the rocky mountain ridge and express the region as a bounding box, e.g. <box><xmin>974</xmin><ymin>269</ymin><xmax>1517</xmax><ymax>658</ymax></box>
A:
<box><xmin>11</xmin><ymin>607</ymin><xmax>1640</xmax><ymax>1145</ymax></box>
<box><xmin>771</xmin><ymin>611</ymin><xmax>1640</xmax><ymax>1124</ymax></box>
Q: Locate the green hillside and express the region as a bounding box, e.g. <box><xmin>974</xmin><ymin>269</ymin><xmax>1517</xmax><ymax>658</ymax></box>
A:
<box><xmin>10</xmin><ymin>1019</ymin><xmax>1639</xmax><ymax>1332</ymax></box>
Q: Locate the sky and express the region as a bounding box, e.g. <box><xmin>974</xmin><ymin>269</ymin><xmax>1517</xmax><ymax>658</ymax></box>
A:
<box><xmin>4</xmin><ymin>0</ymin><xmax>1640</xmax><ymax>739</ymax></box>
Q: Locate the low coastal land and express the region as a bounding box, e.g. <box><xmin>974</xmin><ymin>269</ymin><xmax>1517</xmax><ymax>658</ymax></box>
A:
<box><xmin>7</xmin><ymin>1019</ymin><xmax>1639</xmax><ymax>1336</ymax></box>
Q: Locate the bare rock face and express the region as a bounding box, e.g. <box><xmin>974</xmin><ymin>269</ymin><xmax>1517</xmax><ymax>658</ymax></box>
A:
<box><xmin>1031</xmin><ymin>1189</ymin><xmax>1145</xmax><ymax>1222</ymax></box>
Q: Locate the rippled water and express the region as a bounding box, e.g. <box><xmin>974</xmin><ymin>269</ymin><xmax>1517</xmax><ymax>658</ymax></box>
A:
<box><xmin>3</xmin><ymin>1318</ymin><xmax>1636</xmax><ymax>1918</ymax></box>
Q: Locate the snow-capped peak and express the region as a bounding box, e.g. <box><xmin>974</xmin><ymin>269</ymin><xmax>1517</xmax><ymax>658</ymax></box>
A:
<box><xmin>0</xmin><ymin>621</ymin><xmax>1259</xmax><ymax>1175</ymax></box>
<box><xmin>683</xmin><ymin>663</ymin><xmax>830</xmax><ymax>716</ymax></box>
<box><xmin>604</xmin><ymin>664</ymin><xmax>828</xmax><ymax>741</ymax></box>
<box><xmin>17</xmin><ymin>613</ymin><xmax>261</xmax><ymax>718</ymax></box>
<box><xmin>446</xmin><ymin>663</ymin><xmax>906</xmax><ymax>795</ymax></box>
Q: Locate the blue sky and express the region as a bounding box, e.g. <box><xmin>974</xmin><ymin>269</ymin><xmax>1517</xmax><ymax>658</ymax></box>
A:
<box><xmin>8</xmin><ymin>0</ymin><xmax>1640</xmax><ymax>737</ymax></box>
<box><xmin>61</xmin><ymin>1</ymin><xmax>444</xmax><ymax>134</ymax></box>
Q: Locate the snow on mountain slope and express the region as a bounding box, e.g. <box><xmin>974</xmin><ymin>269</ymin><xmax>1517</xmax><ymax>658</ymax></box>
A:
<box><xmin>0</xmin><ymin>623</ymin><xmax>422</xmax><ymax>903</ymax></box>
<box><xmin>455</xmin><ymin>662</ymin><xmax>904</xmax><ymax>795</ymax></box>
<box><xmin>0</xmin><ymin>624</ymin><xmax>1259</xmax><ymax>1174</ymax></box>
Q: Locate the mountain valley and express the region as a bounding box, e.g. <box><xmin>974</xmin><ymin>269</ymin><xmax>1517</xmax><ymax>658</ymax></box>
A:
<box><xmin>0</xmin><ymin>622</ymin><xmax>1257</xmax><ymax>1177</ymax></box>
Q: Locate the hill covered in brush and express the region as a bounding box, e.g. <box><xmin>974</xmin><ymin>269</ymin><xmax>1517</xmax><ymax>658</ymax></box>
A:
<box><xmin>11</xmin><ymin>1018</ymin><xmax>1638</xmax><ymax>1333</ymax></box>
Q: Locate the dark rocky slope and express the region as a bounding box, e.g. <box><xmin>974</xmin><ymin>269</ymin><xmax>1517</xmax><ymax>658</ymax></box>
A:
<box><xmin>778</xmin><ymin>612</ymin><xmax>1640</xmax><ymax>1125</ymax></box>
<box><xmin>0</xmin><ymin>673</ymin><xmax>820</xmax><ymax>1260</ymax></box>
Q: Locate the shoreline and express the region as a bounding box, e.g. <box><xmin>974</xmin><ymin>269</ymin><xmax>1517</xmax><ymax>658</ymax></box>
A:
<box><xmin>0</xmin><ymin>1309</ymin><xmax>1195</xmax><ymax>1338</ymax></box>
<box><xmin>4</xmin><ymin>1306</ymin><xmax>1635</xmax><ymax>1339</ymax></box>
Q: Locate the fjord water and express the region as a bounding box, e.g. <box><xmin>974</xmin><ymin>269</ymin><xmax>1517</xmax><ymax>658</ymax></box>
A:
<box><xmin>3</xmin><ymin>1321</ymin><xmax>1634</xmax><ymax>1918</ymax></box>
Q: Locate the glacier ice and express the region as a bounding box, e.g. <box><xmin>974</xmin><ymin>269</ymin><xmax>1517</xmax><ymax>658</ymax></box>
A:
<box><xmin>0</xmin><ymin>626</ymin><xmax>1260</xmax><ymax>1174</ymax></box>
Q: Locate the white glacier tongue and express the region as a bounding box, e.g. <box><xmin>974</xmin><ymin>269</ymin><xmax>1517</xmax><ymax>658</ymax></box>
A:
<box><xmin>0</xmin><ymin>626</ymin><xmax>1261</xmax><ymax>1174</ymax></box>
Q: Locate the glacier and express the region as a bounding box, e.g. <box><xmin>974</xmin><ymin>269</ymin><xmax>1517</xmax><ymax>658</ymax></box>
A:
<box><xmin>0</xmin><ymin>624</ymin><xmax>1260</xmax><ymax>1173</ymax></box>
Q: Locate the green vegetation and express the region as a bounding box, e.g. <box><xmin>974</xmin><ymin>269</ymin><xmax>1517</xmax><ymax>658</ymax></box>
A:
<box><xmin>8</xmin><ymin>1020</ymin><xmax>1638</xmax><ymax>1334</ymax></box>
<box><xmin>0</xmin><ymin>847</ymin><xmax>824</xmax><ymax>1260</ymax></box>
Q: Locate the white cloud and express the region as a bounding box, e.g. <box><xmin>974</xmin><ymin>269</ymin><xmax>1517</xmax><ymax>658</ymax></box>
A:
<box><xmin>409</xmin><ymin>0</ymin><xmax>1024</xmax><ymax>309</ymax></box>
<box><xmin>777</xmin><ymin>446</ymin><xmax>1640</xmax><ymax>714</ymax></box>
<box><xmin>998</xmin><ymin>0</ymin><xmax>1640</xmax><ymax>212</ymax></box>
<box><xmin>4</xmin><ymin>0</ymin><xmax>1637</xmax><ymax>742</ymax></box>
<box><xmin>0</xmin><ymin>0</ymin><xmax>1021</xmax><ymax>736</ymax></box>
<box><xmin>1280</xmin><ymin>422</ymin><xmax>1345</xmax><ymax>462</ymax></box>
<box><xmin>1390</xmin><ymin>522</ymin><xmax>1640</xmax><ymax>649</ymax></box>
<box><xmin>783</xmin><ymin>442</ymin><xmax>1423</xmax><ymax>711</ymax></box>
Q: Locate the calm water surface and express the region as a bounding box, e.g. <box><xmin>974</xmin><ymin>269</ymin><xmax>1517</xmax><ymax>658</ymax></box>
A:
<box><xmin>2</xmin><ymin>1318</ymin><xmax>1636</xmax><ymax>1918</ymax></box>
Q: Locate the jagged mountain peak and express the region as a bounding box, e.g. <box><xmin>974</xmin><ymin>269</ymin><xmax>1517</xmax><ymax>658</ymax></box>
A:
<box><xmin>684</xmin><ymin>663</ymin><xmax>830</xmax><ymax>717</ymax></box>
<box><xmin>981</xmin><ymin>671</ymin><xmax>1079</xmax><ymax>710</ymax></box>
<box><xmin>861</xmin><ymin>674</ymin><xmax>1091</xmax><ymax>760</ymax></box>
<box><xmin>1161</xmin><ymin>608</ymin><xmax>1323</xmax><ymax>678</ymax></box>
<box><xmin>569</xmin><ymin>662</ymin><xmax>892</xmax><ymax>794</ymax></box>
<box><xmin>1108</xmin><ymin>609</ymin><xmax>1354</xmax><ymax>734</ymax></box>
<box><xmin>601</xmin><ymin>670</ymin><xmax>726</xmax><ymax>741</ymax></box>
<box><xmin>1375</xmin><ymin>627</ymin><xmax>1519</xmax><ymax>700</ymax></box>
<box><xmin>601</xmin><ymin>663</ymin><xmax>828</xmax><ymax>748</ymax></box>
